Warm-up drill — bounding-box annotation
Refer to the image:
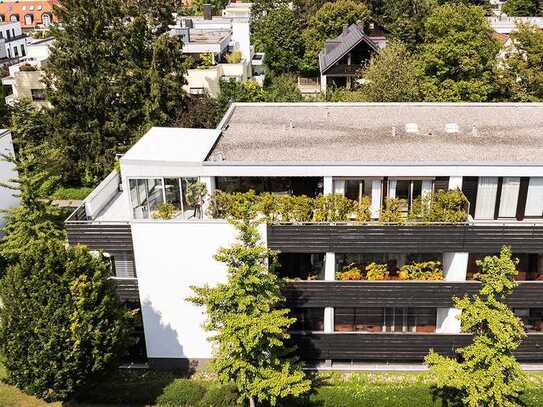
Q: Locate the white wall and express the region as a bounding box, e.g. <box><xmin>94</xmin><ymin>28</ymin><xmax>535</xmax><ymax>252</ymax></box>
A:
<box><xmin>442</xmin><ymin>252</ymin><xmax>469</xmax><ymax>281</ymax></box>
<box><xmin>132</xmin><ymin>221</ymin><xmax>267</xmax><ymax>360</ymax></box>
<box><xmin>84</xmin><ymin>170</ymin><xmax>120</xmax><ymax>219</ymax></box>
<box><xmin>436</xmin><ymin>308</ymin><xmax>462</xmax><ymax>333</ymax></box>
<box><xmin>0</xmin><ymin>131</ymin><xmax>19</xmax><ymax>228</ymax></box>
<box><xmin>231</xmin><ymin>19</ymin><xmax>251</xmax><ymax>62</ymax></box>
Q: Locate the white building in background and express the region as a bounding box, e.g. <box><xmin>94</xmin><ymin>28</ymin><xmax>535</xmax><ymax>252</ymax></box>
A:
<box><xmin>0</xmin><ymin>130</ymin><xmax>19</xmax><ymax>229</ymax></box>
<box><xmin>66</xmin><ymin>103</ymin><xmax>543</xmax><ymax>369</ymax></box>
<box><xmin>487</xmin><ymin>15</ymin><xmax>543</xmax><ymax>34</ymax></box>
<box><xmin>0</xmin><ymin>21</ymin><xmax>28</xmax><ymax>60</ymax></box>
<box><xmin>171</xmin><ymin>3</ymin><xmax>264</xmax><ymax>97</ymax></box>
<box><xmin>2</xmin><ymin>37</ymin><xmax>52</xmax><ymax>104</ymax></box>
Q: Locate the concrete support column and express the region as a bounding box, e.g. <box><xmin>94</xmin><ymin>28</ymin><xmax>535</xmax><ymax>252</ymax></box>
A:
<box><xmin>325</xmin><ymin>252</ymin><xmax>336</xmax><ymax>281</ymax></box>
<box><xmin>324</xmin><ymin>307</ymin><xmax>334</xmax><ymax>333</ymax></box>
<box><xmin>371</xmin><ymin>179</ymin><xmax>382</xmax><ymax>219</ymax></box>
<box><xmin>449</xmin><ymin>176</ymin><xmax>463</xmax><ymax>191</ymax></box>
<box><xmin>323</xmin><ymin>176</ymin><xmax>333</xmax><ymax>195</ymax></box>
<box><xmin>200</xmin><ymin>176</ymin><xmax>215</xmax><ymax>219</ymax></box>
<box><xmin>422</xmin><ymin>180</ymin><xmax>433</xmax><ymax>196</ymax></box>
<box><xmin>333</xmin><ymin>179</ymin><xmax>345</xmax><ymax>195</ymax></box>
<box><xmin>436</xmin><ymin>308</ymin><xmax>462</xmax><ymax>333</ymax></box>
<box><xmin>443</xmin><ymin>252</ymin><xmax>469</xmax><ymax>281</ymax></box>
<box><xmin>388</xmin><ymin>179</ymin><xmax>397</xmax><ymax>198</ymax></box>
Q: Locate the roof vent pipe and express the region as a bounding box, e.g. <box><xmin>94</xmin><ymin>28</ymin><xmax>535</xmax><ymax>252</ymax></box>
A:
<box><xmin>342</xmin><ymin>24</ymin><xmax>349</xmax><ymax>34</ymax></box>
<box><xmin>289</xmin><ymin>120</ymin><xmax>295</xmax><ymax>129</ymax></box>
<box><xmin>472</xmin><ymin>124</ymin><xmax>478</xmax><ymax>137</ymax></box>
<box><xmin>391</xmin><ymin>126</ymin><xmax>396</xmax><ymax>137</ymax></box>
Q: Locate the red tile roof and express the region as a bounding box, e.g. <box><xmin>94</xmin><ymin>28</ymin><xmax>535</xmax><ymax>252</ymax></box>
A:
<box><xmin>0</xmin><ymin>1</ymin><xmax>58</xmax><ymax>29</ymax></box>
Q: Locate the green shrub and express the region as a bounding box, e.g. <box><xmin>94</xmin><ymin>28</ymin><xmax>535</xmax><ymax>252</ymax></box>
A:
<box><xmin>365</xmin><ymin>263</ymin><xmax>389</xmax><ymax>280</ymax></box>
<box><xmin>379</xmin><ymin>197</ymin><xmax>404</xmax><ymax>223</ymax></box>
<box><xmin>409</xmin><ymin>190</ymin><xmax>468</xmax><ymax>223</ymax></box>
<box><xmin>399</xmin><ymin>261</ymin><xmax>444</xmax><ymax>280</ymax></box>
<box><xmin>198</xmin><ymin>383</ymin><xmax>242</xmax><ymax>407</ymax></box>
<box><xmin>336</xmin><ymin>265</ymin><xmax>362</xmax><ymax>280</ymax></box>
<box><xmin>156</xmin><ymin>379</ymin><xmax>207</xmax><ymax>406</ymax></box>
<box><xmin>152</xmin><ymin>202</ymin><xmax>178</xmax><ymax>220</ymax></box>
<box><xmin>225</xmin><ymin>50</ymin><xmax>242</xmax><ymax>64</ymax></box>
<box><xmin>314</xmin><ymin>194</ymin><xmax>356</xmax><ymax>222</ymax></box>
<box><xmin>50</xmin><ymin>186</ymin><xmax>94</xmax><ymax>200</ymax></box>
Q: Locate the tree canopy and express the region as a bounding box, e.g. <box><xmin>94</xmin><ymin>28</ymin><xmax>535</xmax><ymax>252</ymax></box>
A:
<box><xmin>188</xmin><ymin>218</ymin><xmax>311</xmax><ymax>406</ymax></box>
<box><xmin>0</xmin><ymin>240</ymin><xmax>134</xmax><ymax>401</ymax></box>
<box><xmin>417</xmin><ymin>2</ymin><xmax>501</xmax><ymax>101</ymax></box>
<box><xmin>425</xmin><ymin>247</ymin><xmax>528</xmax><ymax>407</ymax></box>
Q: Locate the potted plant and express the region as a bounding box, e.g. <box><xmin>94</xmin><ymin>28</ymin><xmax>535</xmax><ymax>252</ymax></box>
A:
<box><xmin>365</xmin><ymin>263</ymin><xmax>389</xmax><ymax>280</ymax></box>
<box><xmin>185</xmin><ymin>181</ymin><xmax>208</xmax><ymax>219</ymax></box>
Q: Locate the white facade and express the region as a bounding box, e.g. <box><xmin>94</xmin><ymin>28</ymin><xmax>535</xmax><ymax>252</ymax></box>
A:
<box><xmin>0</xmin><ymin>130</ymin><xmax>19</xmax><ymax>229</ymax></box>
<box><xmin>68</xmin><ymin>103</ymin><xmax>543</xmax><ymax>367</ymax></box>
<box><xmin>0</xmin><ymin>21</ymin><xmax>27</xmax><ymax>59</ymax></box>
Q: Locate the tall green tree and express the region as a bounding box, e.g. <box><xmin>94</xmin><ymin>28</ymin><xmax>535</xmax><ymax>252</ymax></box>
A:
<box><xmin>46</xmin><ymin>0</ymin><xmax>186</xmax><ymax>186</ymax></box>
<box><xmin>252</xmin><ymin>5</ymin><xmax>305</xmax><ymax>75</ymax></box>
<box><xmin>300</xmin><ymin>0</ymin><xmax>371</xmax><ymax>75</ymax></box>
<box><xmin>0</xmin><ymin>143</ymin><xmax>65</xmax><ymax>265</ymax></box>
<box><xmin>502</xmin><ymin>0</ymin><xmax>538</xmax><ymax>16</ymax></box>
<box><xmin>357</xmin><ymin>41</ymin><xmax>422</xmax><ymax>101</ymax></box>
<box><xmin>498</xmin><ymin>23</ymin><xmax>543</xmax><ymax>101</ymax></box>
<box><xmin>7</xmin><ymin>98</ymin><xmax>49</xmax><ymax>150</ymax></box>
<box><xmin>0</xmin><ymin>240</ymin><xmax>133</xmax><ymax>401</ymax></box>
<box><xmin>374</xmin><ymin>0</ymin><xmax>435</xmax><ymax>49</ymax></box>
<box><xmin>417</xmin><ymin>3</ymin><xmax>501</xmax><ymax>101</ymax></box>
<box><xmin>188</xmin><ymin>218</ymin><xmax>311</xmax><ymax>406</ymax></box>
<box><xmin>145</xmin><ymin>33</ymin><xmax>187</xmax><ymax>126</ymax></box>
<box><xmin>425</xmin><ymin>247</ymin><xmax>528</xmax><ymax>407</ymax></box>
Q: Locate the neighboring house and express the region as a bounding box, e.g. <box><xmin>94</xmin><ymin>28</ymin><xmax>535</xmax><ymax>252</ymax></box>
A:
<box><xmin>0</xmin><ymin>0</ymin><xmax>57</xmax><ymax>30</ymax></box>
<box><xmin>2</xmin><ymin>37</ymin><xmax>52</xmax><ymax>105</ymax></box>
<box><xmin>0</xmin><ymin>130</ymin><xmax>19</xmax><ymax>230</ymax></box>
<box><xmin>487</xmin><ymin>15</ymin><xmax>543</xmax><ymax>34</ymax></box>
<box><xmin>318</xmin><ymin>23</ymin><xmax>386</xmax><ymax>93</ymax></box>
<box><xmin>489</xmin><ymin>0</ymin><xmax>508</xmax><ymax>14</ymax></box>
<box><xmin>0</xmin><ymin>22</ymin><xmax>28</xmax><ymax>61</ymax></box>
<box><xmin>171</xmin><ymin>3</ymin><xmax>264</xmax><ymax>97</ymax></box>
<box><xmin>66</xmin><ymin>103</ymin><xmax>543</xmax><ymax>369</ymax></box>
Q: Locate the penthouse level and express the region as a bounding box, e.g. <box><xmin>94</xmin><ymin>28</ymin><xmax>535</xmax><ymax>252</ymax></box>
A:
<box><xmin>66</xmin><ymin>103</ymin><xmax>543</xmax><ymax>369</ymax></box>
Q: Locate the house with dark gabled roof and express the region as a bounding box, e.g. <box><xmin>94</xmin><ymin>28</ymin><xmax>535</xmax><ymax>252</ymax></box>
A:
<box><xmin>319</xmin><ymin>23</ymin><xmax>386</xmax><ymax>93</ymax></box>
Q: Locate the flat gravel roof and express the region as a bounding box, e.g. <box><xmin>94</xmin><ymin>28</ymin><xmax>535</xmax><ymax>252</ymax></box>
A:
<box><xmin>208</xmin><ymin>103</ymin><xmax>543</xmax><ymax>164</ymax></box>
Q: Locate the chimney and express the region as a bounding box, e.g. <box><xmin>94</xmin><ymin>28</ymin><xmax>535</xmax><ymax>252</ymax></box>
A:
<box><xmin>202</xmin><ymin>4</ymin><xmax>212</xmax><ymax>20</ymax></box>
<box><xmin>183</xmin><ymin>18</ymin><xmax>193</xmax><ymax>29</ymax></box>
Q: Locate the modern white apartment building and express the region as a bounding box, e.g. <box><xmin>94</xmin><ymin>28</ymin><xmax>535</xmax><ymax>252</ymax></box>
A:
<box><xmin>66</xmin><ymin>103</ymin><xmax>543</xmax><ymax>369</ymax></box>
<box><xmin>171</xmin><ymin>3</ymin><xmax>264</xmax><ymax>97</ymax></box>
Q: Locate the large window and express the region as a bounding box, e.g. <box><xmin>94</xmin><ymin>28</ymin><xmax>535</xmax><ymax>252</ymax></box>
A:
<box><xmin>388</xmin><ymin>179</ymin><xmax>427</xmax><ymax>211</ymax></box>
<box><xmin>128</xmin><ymin>177</ymin><xmax>198</xmax><ymax>219</ymax></box>
<box><xmin>334</xmin><ymin>178</ymin><xmax>374</xmax><ymax>203</ymax></box>
<box><xmin>498</xmin><ymin>177</ymin><xmax>520</xmax><ymax>218</ymax></box>
<box><xmin>525</xmin><ymin>178</ymin><xmax>543</xmax><ymax>217</ymax></box>
<box><xmin>335</xmin><ymin>307</ymin><xmax>436</xmax><ymax>333</ymax></box>
<box><xmin>277</xmin><ymin>253</ymin><xmax>325</xmax><ymax>280</ymax></box>
<box><xmin>290</xmin><ymin>308</ymin><xmax>324</xmax><ymax>332</ymax></box>
<box><xmin>215</xmin><ymin>177</ymin><xmax>323</xmax><ymax>197</ymax></box>
<box><xmin>468</xmin><ymin>253</ymin><xmax>541</xmax><ymax>281</ymax></box>
<box><xmin>513</xmin><ymin>308</ymin><xmax>543</xmax><ymax>333</ymax></box>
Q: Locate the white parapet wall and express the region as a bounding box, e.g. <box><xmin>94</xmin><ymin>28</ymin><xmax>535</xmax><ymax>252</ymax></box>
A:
<box><xmin>131</xmin><ymin>220</ymin><xmax>267</xmax><ymax>363</ymax></box>
<box><xmin>0</xmin><ymin>130</ymin><xmax>19</xmax><ymax>228</ymax></box>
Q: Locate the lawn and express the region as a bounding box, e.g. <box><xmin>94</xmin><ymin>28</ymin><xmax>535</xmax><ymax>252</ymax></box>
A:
<box><xmin>1</xmin><ymin>364</ymin><xmax>543</xmax><ymax>407</ymax></box>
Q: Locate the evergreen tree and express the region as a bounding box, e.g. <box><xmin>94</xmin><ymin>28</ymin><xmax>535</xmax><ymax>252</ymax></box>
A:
<box><xmin>0</xmin><ymin>240</ymin><xmax>133</xmax><ymax>401</ymax></box>
<box><xmin>425</xmin><ymin>247</ymin><xmax>528</xmax><ymax>407</ymax></box>
<box><xmin>418</xmin><ymin>2</ymin><xmax>501</xmax><ymax>101</ymax></box>
<box><xmin>188</xmin><ymin>218</ymin><xmax>311</xmax><ymax>406</ymax></box>
<box><xmin>145</xmin><ymin>33</ymin><xmax>187</xmax><ymax>126</ymax></box>
<box><xmin>8</xmin><ymin>98</ymin><xmax>49</xmax><ymax>150</ymax></box>
<box><xmin>46</xmin><ymin>0</ymin><xmax>186</xmax><ymax>186</ymax></box>
<box><xmin>0</xmin><ymin>143</ymin><xmax>65</xmax><ymax>265</ymax></box>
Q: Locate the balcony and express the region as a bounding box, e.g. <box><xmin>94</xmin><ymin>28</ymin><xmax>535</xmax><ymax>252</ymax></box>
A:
<box><xmin>290</xmin><ymin>332</ymin><xmax>543</xmax><ymax>362</ymax></box>
<box><xmin>268</xmin><ymin>223</ymin><xmax>543</xmax><ymax>253</ymax></box>
<box><xmin>283</xmin><ymin>281</ymin><xmax>543</xmax><ymax>308</ymax></box>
